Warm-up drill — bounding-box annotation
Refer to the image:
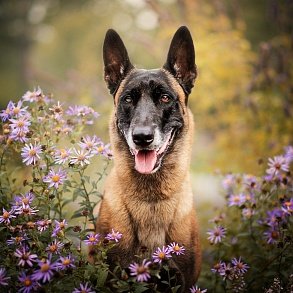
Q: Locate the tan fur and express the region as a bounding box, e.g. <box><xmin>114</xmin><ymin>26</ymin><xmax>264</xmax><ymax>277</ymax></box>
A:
<box><xmin>94</xmin><ymin>70</ymin><xmax>201</xmax><ymax>290</ymax></box>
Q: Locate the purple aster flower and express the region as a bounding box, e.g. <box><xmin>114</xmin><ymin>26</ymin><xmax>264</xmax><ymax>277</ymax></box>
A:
<box><xmin>52</xmin><ymin>219</ymin><xmax>68</xmax><ymax>237</ymax></box>
<box><xmin>72</xmin><ymin>282</ymin><xmax>96</xmax><ymax>293</ymax></box>
<box><xmin>22</xmin><ymin>87</ymin><xmax>48</xmax><ymax>103</ymax></box>
<box><xmin>49</xmin><ymin>101</ymin><xmax>64</xmax><ymax>119</ymax></box>
<box><xmin>265</xmin><ymin>208</ymin><xmax>285</xmax><ymax>227</ymax></box>
<box><xmin>284</xmin><ymin>145</ymin><xmax>293</xmax><ymax>162</ymax></box>
<box><xmin>79</xmin><ymin>135</ymin><xmax>101</xmax><ymax>152</ymax></box>
<box><xmin>32</xmin><ymin>254</ymin><xmax>57</xmax><ymax>283</ymax></box>
<box><xmin>43</xmin><ymin>168</ymin><xmax>67</xmax><ymax>189</ymax></box>
<box><xmin>222</xmin><ymin>174</ymin><xmax>236</xmax><ymax>192</ymax></box>
<box><xmin>266</xmin><ymin>155</ymin><xmax>289</xmax><ymax>175</ymax></box>
<box><xmin>18</xmin><ymin>272</ymin><xmax>39</xmax><ymax>293</ymax></box>
<box><xmin>264</xmin><ymin>228</ymin><xmax>280</xmax><ymax>244</ymax></box>
<box><xmin>94</xmin><ymin>142</ymin><xmax>112</xmax><ymax>159</ymax></box>
<box><xmin>231</xmin><ymin>257</ymin><xmax>249</xmax><ymax>274</ymax></box>
<box><xmin>84</xmin><ymin>233</ymin><xmax>100</xmax><ymax>246</ymax></box>
<box><xmin>168</xmin><ymin>242</ymin><xmax>185</xmax><ymax>255</ymax></box>
<box><xmin>0</xmin><ymin>267</ymin><xmax>10</xmax><ymax>286</ymax></box>
<box><xmin>7</xmin><ymin>234</ymin><xmax>28</xmax><ymax>246</ymax></box>
<box><xmin>105</xmin><ymin>229</ymin><xmax>122</xmax><ymax>243</ymax></box>
<box><xmin>219</xmin><ymin>262</ymin><xmax>234</xmax><ymax>281</ymax></box>
<box><xmin>243</xmin><ymin>174</ymin><xmax>260</xmax><ymax>191</ymax></box>
<box><xmin>152</xmin><ymin>246</ymin><xmax>172</xmax><ymax>263</ymax></box>
<box><xmin>189</xmin><ymin>285</ymin><xmax>207</xmax><ymax>293</ymax></box>
<box><xmin>129</xmin><ymin>259</ymin><xmax>152</xmax><ymax>282</ymax></box>
<box><xmin>13</xmin><ymin>192</ymin><xmax>35</xmax><ymax>208</ymax></box>
<box><xmin>54</xmin><ymin>148</ymin><xmax>72</xmax><ymax>164</ymax></box>
<box><xmin>15</xmin><ymin>203</ymin><xmax>39</xmax><ymax>216</ymax></box>
<box><xmin>9</xmin><ymin>130</ymin><xmax>29</xmax><ymax>143</ymax></box>
<box><xmin>282</xmin><ymin>198</ymin><xmax>293</xmax><ymax>215</ymax></box>
<box><xmin>36</xmin><ymin>219</ymin><xmax>52</xmax><ymax>232</ymax></box>
<box><xmin>14</xmin><ymin>246</ymin><xmax>38</xmax><ymax>267</ymax></box>
<box><xmin>0</xmin><ymin>101</ymin><xmax>14</xmax><ymax>121</ymax></box>
<box><xmin>242</xmin><ymin>208</ymin><xmax>255</xmax><ymax>219</ymax></box>
<box><xmin>61</xmin><ymin>124</ymin><xmax>74</xmax><ymax>134</ymax></box>
<box><xmin>227</xmin><ymin>193</ymin><xmax>245</xmax><ymax>207</ymax></box>
<box><xmin>9</xmin><ymin>100</ymin><xmax>29</xmax><ymax>119</ymax></box>
<box><xmin>207</xmin><ymin>226</ymin><xmax>227</xmax><ymax>244</ymax></box>
<box><xmin>69</xmin><ymin>148</ymin><xmax>93</xmax><ymax>167</ymax></box>
<box><xmin>57</xmin><ymin>254</ymin><xmax>76</xmax><ymax>270</ymax></box>
<box><xmin>9</xmin><ymin>116</ymin><xmax>31</xmax><ymax>135</ymax></box>
<box><xmin>211</xmin><ymin>260</ymin><xmax>225</xmax><ymax>274</ymax></box>
<box><xmin>66</xmin><ymin>105</ymin><xmax>99</xmax><ymax>125</ymax></box>
<box><xmin>0</xmin><ymin>207</ymin><xmax>16</xmax><ymax>224</ymax></box>
<box><xmin>46</xmin><ymin>239</ymin><xmax>64</xmax><ymax>254</ymax></box>
<box><xmin>21</xmin><ymin>143</ymin><xmax>42</xmax><ymax>165</ymax></box>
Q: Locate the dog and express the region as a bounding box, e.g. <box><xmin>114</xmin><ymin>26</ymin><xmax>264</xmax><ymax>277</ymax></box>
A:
<box><xmin>95</xmin><ymin>26</ymin><xmax>201</xmax><ymax>290</ymax></box>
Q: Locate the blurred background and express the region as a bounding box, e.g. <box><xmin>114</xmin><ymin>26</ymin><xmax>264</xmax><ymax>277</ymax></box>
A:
<box><xmin>0</xmin><ymin>0</ymin><xmax>292</xmax><ymax>198</ymax></box>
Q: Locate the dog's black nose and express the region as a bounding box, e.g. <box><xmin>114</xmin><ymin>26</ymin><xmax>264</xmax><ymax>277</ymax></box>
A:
<box><xmin>132</xmin><ymin>126</ymin><xmax>154</xmax><ymax>147</ymax></box>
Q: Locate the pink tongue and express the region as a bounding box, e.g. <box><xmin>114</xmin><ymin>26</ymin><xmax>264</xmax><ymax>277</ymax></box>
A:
<box><xmin>135</xmin><ymin>150</ymin><xmax>157</xmax><ymax>174</ymax></box>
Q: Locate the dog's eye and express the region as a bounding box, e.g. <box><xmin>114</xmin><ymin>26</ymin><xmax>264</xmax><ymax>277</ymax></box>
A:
<box><xmin>123</xmin><ymin>95</ymin><xmax>132</xmax><ymax>104</ymax></box>
<box><xmin>160</xmin><ymin>94</ymin><xmax>171</xmax><ymax>104</ymax></box>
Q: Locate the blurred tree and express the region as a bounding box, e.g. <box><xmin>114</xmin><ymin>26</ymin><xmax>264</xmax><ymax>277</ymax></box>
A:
<box><xmin>0</xmin><ymin>0</ymin><xmax>291</xmax><ymax>172</ymax></box>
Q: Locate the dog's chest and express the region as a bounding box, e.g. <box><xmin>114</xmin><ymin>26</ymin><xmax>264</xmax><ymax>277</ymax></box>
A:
<box><xmin>130</xmin><ymin>199</ymin><xmax>177</xmax><ymax>249</ymax></box>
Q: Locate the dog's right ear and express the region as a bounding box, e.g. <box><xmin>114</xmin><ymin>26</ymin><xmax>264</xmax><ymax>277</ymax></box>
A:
<box><xmin>103</xmin><ymin>29</ymin><xmax>134</xmax><ymax>95</ymax></box>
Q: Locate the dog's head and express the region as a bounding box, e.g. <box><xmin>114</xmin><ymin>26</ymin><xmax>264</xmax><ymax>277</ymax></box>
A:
<box><xmin>103</xmin><ymin>26</ymin><xmax>197</xmax><ymax>174</ymax></box>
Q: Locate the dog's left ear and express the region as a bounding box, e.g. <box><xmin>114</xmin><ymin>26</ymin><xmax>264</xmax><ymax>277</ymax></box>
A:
<box><xmin>163</xmin><ymin>26</ymin><xmax>197</xmax><ymax>96</ymax></box>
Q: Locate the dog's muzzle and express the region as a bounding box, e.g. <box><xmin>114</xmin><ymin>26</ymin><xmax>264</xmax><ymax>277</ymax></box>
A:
<box><xmin>126</xmin><ymin>126</ymin><xmax>176</xmax><ymax>175</ymax></box>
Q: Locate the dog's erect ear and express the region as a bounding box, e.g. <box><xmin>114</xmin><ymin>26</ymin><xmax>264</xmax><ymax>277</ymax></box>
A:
<box><xmin>103</xmin><ymin>29</ymin><xmax>134</xmax><ymax>95</ymax></box>
<box><xmin>163</xmin><ymin>26</ymin><xmax>197</xmax><ymax>96</ymax></box>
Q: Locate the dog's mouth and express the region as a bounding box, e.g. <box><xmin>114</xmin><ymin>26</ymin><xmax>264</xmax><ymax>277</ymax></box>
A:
<box><xmin>130</xmin><ymin>130</ymin><xmax>176</xmax><ymax>174</ymax></box>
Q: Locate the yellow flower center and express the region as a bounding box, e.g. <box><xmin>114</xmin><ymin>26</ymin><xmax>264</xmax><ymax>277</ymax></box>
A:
<box><xmin>137</xmin><ymin>266</ymin><xmax>147</xmax><ymax>274</ymax></box>
<box><xmin>3</xmin><ymin>211</ymin><xmax>9</xmax><ymax>219</ymax></box>
<box><xmin>63</xmin><ymin>259</ymin><xmax>71</xmax><ymax>266</ymax></box>
<box><xmin>17</xmin><ymin>121</ymin><xmax>24</xmax><ymax>127</ymax></box>
<box><xmin>234</xmin><ymin>196</ymin><xmax>240</xmax><ymax>203</ymax></box>
<box><xmin>49</xmin><ymin>244</ymin><xmax>57</xmax><ymax>252</ymax></box>
<box><xmin>15</xmin><ymin>236</ymin><xmax>22</xmax><ymax>243</ymax></box>
<box><xmin>173</xmin><ymin>244</ymin><xmax>180</xmax><ymax>252</ymax></box>
<box><xmin>158</xmin><ymin>252</ymin><xmax>165</xmax><ymax>259</ymax></box>
<box><xmin>29</xmin><ymin>149</ymin><xmax>36</xmax><ymax>156</ymax></box>
<box><xmin>22</xmin><ymin>198</ymin><xmax>29</xmax><ymax>205</ymax></box>
<box><xmin>24</xmin><ymin>278</ymin><xmax>32</xmax><ymax>287</ymax></box>
<box><xmin>78</xmin><ymin>154</ymin><xmax>85</xmax><ymax>161</ymax></box>
<box><xmin>60</xmin><ymin>149</ymin><xmax>68</xmax><ymax>158</ymax></box>
<box><xmin>13</xmin><ymin>108</ymin><xmax>20</xmax><ymax>114</ymax></box>
<box><xmin>41</xmin><ymin>263</ymin><xmax>50</xmax><ymax>272</ymax></box>
<box><xmin>271</xmin><ymin>231</ymin><xmax>279</xmax><ymax>239</ymax></box>
<box><xmin>97</xmin><ymin>146</ymin><xmax>104</xmax><ymax>152</ymax></box>
<box><xmin>52</xmin><ymin>175</ymin><xmax>60</xmax><ymax>183</ymax></box>
<box><xmin>89</xmin><ymin>236</ymin><xmax>96</xmax><ymax>242</ymax></box>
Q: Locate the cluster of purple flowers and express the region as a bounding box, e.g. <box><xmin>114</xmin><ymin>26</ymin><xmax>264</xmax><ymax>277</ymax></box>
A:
<box><xmin>83</xmin><ymin>229</ymin><xmax>123</xmax><ymax>246</ymax></box>
<box><xmin>211</xmin><ymin>257</ymin><xmax>249</xmax><ymax>281</ymax></box>
<box><xmin>0</xmin><ymin>192</ymin><xmax>40</xmax><ymax>226</ymax></box>
<box><xmin>263</xmin><ymin>202</ymin><xmax>292</xmax><ymax>245</ymax></box>
<box><xmin>128</xmin><ymin>242</ymin><xmax>206</xmax><ymax>291</ymax></box>
<box><xmin>128</xmin><ymin>243</ymin><xmax>185</xmax><ymax>282</ymax></box>
<box><xmin>1</xmin><ymin>87</ymin><xmax>111</xmax><ymax>169</ymax></box>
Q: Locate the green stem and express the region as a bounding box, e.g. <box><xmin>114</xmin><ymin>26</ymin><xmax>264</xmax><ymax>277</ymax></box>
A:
<box><xmin>79</xmin><ymin>170</ymin><xmax>96</xmax><ymax>230</ymax></box>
